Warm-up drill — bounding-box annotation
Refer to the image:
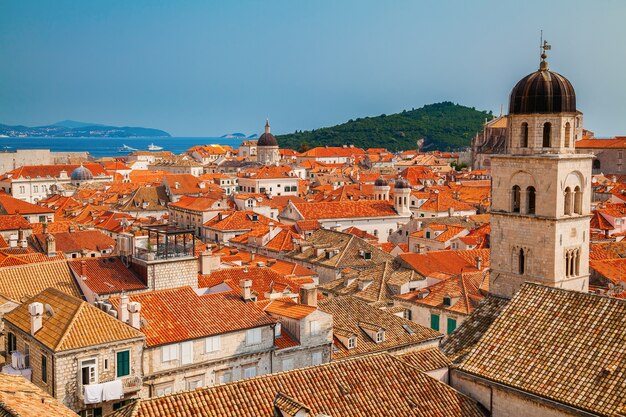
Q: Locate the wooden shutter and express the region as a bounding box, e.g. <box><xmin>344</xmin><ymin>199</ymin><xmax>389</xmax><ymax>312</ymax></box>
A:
<box><xmin>181</xmin><ymin>341</ymin><xmax>193</xmax><ymax>365</ymax></box>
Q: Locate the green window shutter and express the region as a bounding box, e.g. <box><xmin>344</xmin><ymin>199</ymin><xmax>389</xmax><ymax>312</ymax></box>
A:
<box><xmin>447</xmin><ymin>318</ymin><xmax>457</xmax><ymax>334</ymax></box>
<box><xmin>116</xmin><ymin>351</ymin><xmax>130</xmax><ymax>377</ymax></box>
<box><xmin>430</xmin><ymin>314</ymin><xmax>440</xmax><ymax>331</ymax></box>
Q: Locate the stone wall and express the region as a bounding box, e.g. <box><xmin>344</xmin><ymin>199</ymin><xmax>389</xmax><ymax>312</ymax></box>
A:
<box><xmin>0</xmin><ymin>149</ymin><xmax>89</xmax><ymax>175</ymax></box>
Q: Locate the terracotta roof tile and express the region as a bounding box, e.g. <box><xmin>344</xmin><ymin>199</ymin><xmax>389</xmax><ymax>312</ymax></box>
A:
<box><xmin>68</xmin><ymin>257</ymin><xmax>147</xmax><ymax>295</ymax></box>
<box><xmin>0</xmin><ymin>260</ymin><xmax>81</xmax><ymax>302</ymax></box>
<box><xmin>0</xmin><ymin>374</ymin><xmax>78</xmax><ymax>417</ymax></box>
<box><xmin>397</xmin><ymin>347</ymin><xmax>451</xmax><ymax>372</ymax></box>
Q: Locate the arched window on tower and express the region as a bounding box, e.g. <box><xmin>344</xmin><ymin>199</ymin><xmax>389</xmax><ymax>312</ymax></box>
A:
<box><xmin>565</xmin><ymin>250</ymin><xmax>571</xmax><ymax>277</ymax></box>
<box><xmin>521</xmin><ymin>123</ymin><xmax>529</xmax><ymax>148</ymax></box>
<box><xmin>519</xmin><ymin>248</ymin><xmax>525</xmax><ymax>275</ymax></box>
<box><xmin>564</xmin><ymin>122</ymin><xmax>571</xmax><ymax>148</ymax></box>
<box><xmin>543</xmin><ymin>122</ymin><xmax>552</xmax><ymax>147</ymax></box>
<box><xmin>527</xmin><ymin>186</ymin><xmax>536</xmax><ymax>214</ymax></box>
<box><xmin>593</xmin><ymin>159</ymin><xmax>601</xmax><ymax>170</ymax></box>
<box><xmin>574</xmin><ymin>186</ymin><xmax>582</xmax><ymax>215</ymax></box>
<box><xmin>564</xmin><ymin>187</ymin><xmax>572</xmax><ymax>215</ymax></box>
<box><xmin>512</xmin><ymin>186</ymin><xmax>521</xmax><ymax>213</ymax></box>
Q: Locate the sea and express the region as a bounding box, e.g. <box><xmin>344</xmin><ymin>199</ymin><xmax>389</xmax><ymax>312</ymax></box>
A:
<box><xmin>0</xmin><ymin>137</ymin><xmax>244</xmax><ymax>159</ymax></box>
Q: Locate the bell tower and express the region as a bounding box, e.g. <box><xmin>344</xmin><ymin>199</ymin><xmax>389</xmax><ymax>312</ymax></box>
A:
<box><xmin>490</xmin><ymin>42</ymin><xmax>593</xmax><ymax>298</ymax></box>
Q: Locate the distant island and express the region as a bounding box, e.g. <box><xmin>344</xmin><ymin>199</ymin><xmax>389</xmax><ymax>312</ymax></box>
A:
<box><xmin>0</xmin><ymin>120</ymin><xmax>171</xmax><ymax>138</ymax></box>
<box><xmin>276</xmin><ymin>102</ymin><xmax>492</xmax><ymax>152</ymax></box>
<box><xmin>220</xmin><ymin>133</ymin><xmax>259</xmax><ymax>139</ymax></box>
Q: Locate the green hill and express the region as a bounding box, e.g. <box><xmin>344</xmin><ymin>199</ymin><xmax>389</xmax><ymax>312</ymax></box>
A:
<box><xmin>277</xmin><ymin>102</ymin><xmax>492</xmax><ymax>152</ymax></box>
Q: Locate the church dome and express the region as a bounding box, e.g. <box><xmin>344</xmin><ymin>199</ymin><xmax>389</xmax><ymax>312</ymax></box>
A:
<box><xmin>509</xmin><ymin>49</ymin><xmax>576</xmax><ymax>115</ymax></box>
<box><xmin>374</xmin><ymin>177</ymin><xmax>388</xmax><ymax>187</ymax></box>
<box><xmin>257</xmin><ymin>119</ymin><xmax>278</xmax><ymax>147</ymax></box>
<box><xmin>394</xmin><ymin>178</ymin><xmax>410</xmax><ymax>189</ymax></box>
<box><xmin>70</xmin><ymin>165</ymin><xmax>93</xmax><ymax>181</ymax></box>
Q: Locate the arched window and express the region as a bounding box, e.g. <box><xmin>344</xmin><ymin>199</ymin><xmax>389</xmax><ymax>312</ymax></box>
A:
<box><xmin>564</xmin><ymin>187</ymin><xmax>572</xmax><ymax>215</ymax></box>
<box><xmin>512</xmin><ymin>185</ymin><xmax>521</xmax><ymax>213</ymax></box>
<box><xmin>575</xmin><ymin>249</ymin><xmax>580</xmax><ymax>276</ymax></box>
<box><xmin>565</xmin><ymin>250</ymin><xmax>571</xmax><ymax>276</ymax></box>
<box><xmin>527</xmin><ymin>186</ymin><xmax>536</xmax><ymax>214</ymax></box>
<box><xmin>564</xmin><ymin>122</ymin><xmax>571</xmax><ymax>147</ymax></box>
<box><xmin>574</xmin><ymin>186</ymin><xmax>582</xmax><ymax>215</ymax></box>
<box><xmin>543</xmin><ymin>122</ymin><xmax>552</xmax><ymax>147</ymax></box>
<box><xmin>593</xmin><ymin>159</ymin><xmax>601</xmax><ymax>170</ymax></box>
<box><xmin>519</xmin><ymin>248</ymin><xmax>525</xmax><ymax>275</ymax></box>
<box><xmin>521</xmin><ymin>123</ymin><xmax>529</xmax><ymax>148</ymax></box>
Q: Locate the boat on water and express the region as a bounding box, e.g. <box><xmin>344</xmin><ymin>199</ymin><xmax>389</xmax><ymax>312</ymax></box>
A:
<box><xmin>148</xmin><ymin>143</ymin><xmax>163</xmax><ymax>151</ymax></box>
<box><xmin>117</xmin><ymin>144</ymin><xmax>138</xmax><ymax>152</ymax></box>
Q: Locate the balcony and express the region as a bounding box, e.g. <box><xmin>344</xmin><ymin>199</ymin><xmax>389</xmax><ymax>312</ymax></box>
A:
<box><xmin>1</xmin><ymin>351</ymin><xmax>31</xmax><ymax>381</ymax></box>
<box><xmin>79</xmin><ymin>375</ymin><xmax>142</xmax><ymax>405</ymax></box>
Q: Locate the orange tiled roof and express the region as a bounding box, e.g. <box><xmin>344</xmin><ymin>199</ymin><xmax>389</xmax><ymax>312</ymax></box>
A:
<box><xmin>399</xmin><ymin>249</ymin><xmax>489</xmax><ymax>277</ymax></box>
<box><xmin>32</xmin><ymin>230</ymin><xmax>115</xmax><ymax>253</ymax></box>
<box><xmin>204</xmin><ymin>210</ymin><xmax>273</xmax><ymax>231</ymax></box>
<box><xmin>0</xmin><ymin>193</ymin><xmax>54</xmax><ymax>215</ymax></box>
<box><xmin>575</xmin><ymin>137</ymin><xmax>626</xmax><ymax>149</ymax></box>
<box><xmin>109</xmin><ymin>286</ymin><xmax>275</xmax><ymax>347</ymax></box>
<box><xmin>4</xmin><ymin>287</ymin><xmax>143</xmax><ymax>352</ymax></box>
<box><xmin>0</xmin><ymin>214</ymin><xmax>31</xmax><ymax>231</ymax></box>
<box><xmin>298</xmin><ymin>146</ymin><xmax>365</xmax><ymax>158</ymax></box>
<box><xmin>68</xmin><ymin>257</ymin><xmax>147</xmax><ymax>295</ymax></box>
<box><xmin>0</xmin><ymin>374</ymin><xmax>79</xmax><ymax>417</ymax></box>
<box><xmin>264</xmin><ymin>299</ymin><xmax>316</xmax><ymax>319</ymax></box>
<box><xmin>291</xmin><ymin>200</ymin><xmax>399</xmax><ymax>220</ymax></box>
<box><xmin>169</xmin><ymin>195</ymin><xmax>223</xmax><ymax>212</ymax></box>
<box><xmin>0</xmin><ymin>163</ymin><xmax>108</xmax><ymax>180</ymax></box>
<box><xmin>0</xmin><ymin>260</ymin><xmax>81</xmax><ymax>302</ymax></box>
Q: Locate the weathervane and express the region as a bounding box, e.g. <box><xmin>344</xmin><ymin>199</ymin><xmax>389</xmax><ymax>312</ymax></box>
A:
<box><xmin>539</xmin><ymin>30</ymin><xmax>551</xmax><ymax>70</ymax></box>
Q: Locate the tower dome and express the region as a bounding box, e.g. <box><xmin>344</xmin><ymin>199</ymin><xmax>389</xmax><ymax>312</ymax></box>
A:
<box><xmin>70</xmin><ymin>164</ymin><xmax>93</xmax><ymax>182</ymax></box>
<box><xmin>509</xmin><ymin>46</ymin><xmax>576</xmax><ymax>115</ymax></box>
<box><xmin>374</xmin><ymin>177</ymin><xmax>388</xmax><ymax>187</ymax></box>
<box><xmin>257</xmin><ymin>119</ymin><xmax>278</xmax><ymax>147</ymax></box>
<box><xmin>394</xmin><ymin>178</ymin><xmax>410</xmax><ymax>189</ymax></box>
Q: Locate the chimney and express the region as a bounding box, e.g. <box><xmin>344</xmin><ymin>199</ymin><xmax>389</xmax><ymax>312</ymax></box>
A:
<box><xmin>9</xmin><ymin>234</ymin><xmax>17</xmax><ymax>248</ymax></box>
<box><xmin>448</xmin><ymin>207</ymin><xmax>455</xmax><ymax>216</ymax></box>
<box><xmin>29</xmin><ymin>302</ymin><xmax>44</xmax><ymax>335</ymax></box>
<box><xmin>80</xmin><ymin>260</ymin><xmax>87</xmax><ymax>278</ymax></box>
<box><xmin>18</xmin><ymin>229</ymin><xmax>27</xmax><ymax>248</ymax></box>
<box><xmin>45</xmin><ymin>234</ymin><xmax>56</xmax><ymax>256</ymax></box>
<box><xmin>42</xmin><ymin>222</ymin><xmax>48</xmax><ymax>235</ymax></box>
<box><xmin>299</xmin><ymin>283</ymin><xmax>318</xmax><ymax>307</ymax></box>
<box><xmin>476</xmin><ymin>256</ymin><xmax>483</xmax><ymax>270</ymax></box>
<box><xmin>200</xmin><ymin>251</ymin><xmax>221</xmax><ymax>275</ymax></box>
<box><xmin>128</xmin><ymin>301</ymin><xmax>141</xmax><ymax>329</ymax></box>
<box><xmin>68</xmin><ymin>225</ymin><xmax>75</xmax><ymax>233</ymax></box>
<box><xmin>240</xmin><ymin>279</ymin><xmax>252</xmax><ymax>301</ymax></box>
<box><xmin>250</xmin><ymin>251</ymin><xmax>256</xmax><ymax>262</ymax></box>
<box><xmin>118</xmin><ymin>294</ymin><xmax>130</xmax><ymax>323</ymax></box>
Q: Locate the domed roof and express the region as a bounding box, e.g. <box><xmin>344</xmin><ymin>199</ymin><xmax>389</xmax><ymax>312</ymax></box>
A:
<box><xmin>374</xmin><ymin>177</ymin><xmax>388</xmax><ymax>187</ymax></box>
<box><xmin>71</xmin><ymin>164</ymin><xmax>93</xmax><ymax>181</ymax></box>
<box><xmin>258</xmin><ymin>119</ymin><xmax>278</xmax><ymax>147</ymax></box>
<box><xmin>394</xmin><ymin>178</ymin><xmax>410</xmax><ymax>189</ymax></box>
<box><xmin>509</xmin><ymin>49</ymin><xmax>576</xmax><ymax>115</ymax></box>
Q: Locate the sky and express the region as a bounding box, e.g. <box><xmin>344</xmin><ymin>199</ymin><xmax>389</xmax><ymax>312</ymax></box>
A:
<box><xmin>1</xmin><ymin>0</ymin><xmax>625</xmax><ymax>137</ymax></box>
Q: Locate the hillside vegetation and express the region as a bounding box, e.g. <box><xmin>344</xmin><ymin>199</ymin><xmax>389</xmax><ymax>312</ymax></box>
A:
<box><xmin>277</xmin><ymin>102</ymin><xmax>492</xmax><ymax>152</ymax></box>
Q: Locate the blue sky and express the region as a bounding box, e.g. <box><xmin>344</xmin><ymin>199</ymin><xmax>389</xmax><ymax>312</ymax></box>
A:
<box><xmin>1</xmin><ymin>0</ymin><xmax>625</xmax><ymax>137</ymax></box>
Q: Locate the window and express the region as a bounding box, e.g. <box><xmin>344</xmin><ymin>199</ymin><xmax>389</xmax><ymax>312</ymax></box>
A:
<box><xmin>180</xmin><ymin>341</ymin><xmax>193</xmax><ymax>365</ymax></box>
<box><xmin>527</xmin><ymin>186</ymin><xmax>536</xmax><ymax>214</ymax></box>
<box><xmin>375</xmin><ymin>330</ymin><xmax>385</xmax><ymax>343</ymax></box>
<box><xmin>205</xmin><ymin>336</ymin><xmax>221</xmax><ymax>353</ymax></box>
<box><xmin>215</xmin><ymin>369</ymin><xmax>232</xmax><ymax>384</ymax></box>
<box><xmin>447</xmin><ymin>318</ymin><xmax>457</xmax><ymax>334</ymax></box>
<box><xmin>113</xmin><ymin>400</ymin><xmax>131</xmax><ymax>411</ymax></box>
<box><xmin>80</xmin><ymin>358</ymin><xmax>97</xmax><ymax>385</ymax></box>
<box><xmin>282</xmin><ymin>358</ymin><xmax>294</xmax><ymax>371</ymax></box>
<box><xmin>521</xmin><ymin>122</ymin><xmax>529</xmax><ymax>147</ymax></box>
<box><xmin>79</xmin><ymin>408</ymin><xmax>102</xmax><ymax>417</ymax></box>
<box><xmin>155</xmin><ymin>385</ymin><xmax>173</xmax><ymax>397</ymax></box>
<box><xmin>161</xmin><ymin>344</ymin><xmax>179</xmax><ymax>362</ymax></box>
<box><xmin>512</xmin><ymin>185</ymin><xmax>521</xmax><ymax>213</ymax></box>
<box><xmin>7</xmin><ymin>332</ymin><xmax>16</xmax><ymax>353</ymax></box>
<box><xmin>246</xmin><ymin>328</ymin><xmax>262</xmax><ymax>345</ymax></box>
<box><xmin>33</xmin><ymin>185</ymin><xmax>38</xmax><ymax>193</ymax></box>
<box><xmin>430</xmin><ymin>314</ymin><xmax>440</xmax><ymax>331</ymax></box>
<box><xmin>443</xmin><ymin>296</ymin><xmax>451</xmax><ymax>307</ymax></box>
<box><xmin>564</xmin><ymin>122</ymin><xmax>571</xmax><ymax>147</ymax></box>
<box><xmin>403</xmin><ymin>309</ymin><xmax>412</xmax><ymax>321</ymax></box>
<box><xmin>564</xmin><ymin>187</ymin><xmax>572</xmax><ymax>215</ymax></box>
<box><xmin>116</xmin><ymin>350</ymin><xmax>130</xmax><ymax>378</ymax></box>
<box><xmin>274</xmin><ymin>322</ymin><xmax>282</xmax><ymax>337</ymax></box>
<box><xmin>41</xmin><ymin>355</ymin><xmax>48</xmax><ymax>383</ymax></box>
<box><xmin>593</xmin><ymin>159</ymin><xmax>601</xmax><ymax>170</ymax></box>
<box><xmin>311</xmin><ymin>351</ymin><xmax>323</xmax><ymax>366</ymax></box>
<box><xmin>19</xmin><ymin>186</ymin><xmax>25</xmax><ymax>194</ymax></box>
<box><xmin>518</xmin><ymin>248</ymin><xmax>525</xmax><ymax>275</ymax></box>
<box><xmin>186</xmin><ymin>378</ymin><xmax>203</xmax><ymax>390</ymax></box>
<box><xmin>243</xmin><ymin>365</ymin><xmax>257</xmax><ymax>378</ymax></box>
<box><xmin>574</xmin><ymin>186</ymin><xmax>582</xmax><ymax>215</ymax></box>
<box><xmin>309</xmin><ymin>320</ymin><xmax>320</xmax><ymax>336</ymax></box>
<box><xmin>543</xmin><ymin>122</ymin><xmax>551</xmax><ymax>147</ymax></box>
<box><xmin>426</xmin><ymin>231</ymin><xmax>431</xmax><ymax>239</ymax></box>
<box><xmin>347</xmin><ymin>336</ymin><xmax>356</xmax><ymax>349</ymax></box>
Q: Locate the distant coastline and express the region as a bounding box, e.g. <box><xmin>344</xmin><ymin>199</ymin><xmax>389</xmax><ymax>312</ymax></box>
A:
<box><xmin>0</xmin><ymin>120</ymin><xmax>171</xmax><ymax>138</ymax></box>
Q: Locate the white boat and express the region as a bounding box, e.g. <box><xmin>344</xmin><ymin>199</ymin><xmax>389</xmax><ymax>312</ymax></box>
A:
<box><xmin>118</xmin><ymin>144</ymin><xmax>138</xmax><ymax>152</ymax></box>
<box><xmin>148</xmin><ymin>143</ymin><xmax>163</xmax><ymax>151</ymax></box>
